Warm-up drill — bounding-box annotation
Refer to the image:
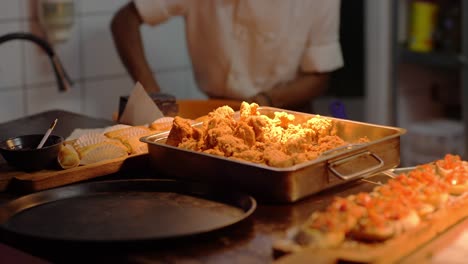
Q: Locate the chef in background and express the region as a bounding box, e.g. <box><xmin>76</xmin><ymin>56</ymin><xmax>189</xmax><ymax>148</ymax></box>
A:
<box><xmin>111</xmin><ymin>0</ymin><xmax>343</xmax><ymax>112</ymax></box>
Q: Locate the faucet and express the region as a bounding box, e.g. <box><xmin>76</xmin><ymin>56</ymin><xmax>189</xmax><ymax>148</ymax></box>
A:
<box><xmin>0</xmin><ymin>32</ymin><xmax>73</xmax><ymax>92</ymax></box>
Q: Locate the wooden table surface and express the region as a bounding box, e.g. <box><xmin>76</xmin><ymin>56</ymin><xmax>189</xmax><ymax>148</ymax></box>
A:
<box><xmin>0</xmin><ymin>110</ymin><xmax>465</xmax><ymax>263</ymax></box>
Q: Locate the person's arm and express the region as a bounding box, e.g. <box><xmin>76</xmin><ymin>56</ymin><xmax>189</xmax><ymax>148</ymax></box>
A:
<box><xmin>250</xmin><ymin>71</ymin><xmax>329</xmax><ymax>109</ymax></box>
<box><xmin>110</xmin><ymin>2</ymin><xmax>160</xmax><ymax>93</ymax></box>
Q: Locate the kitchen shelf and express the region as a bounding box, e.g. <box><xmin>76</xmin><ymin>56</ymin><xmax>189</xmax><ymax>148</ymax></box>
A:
<box><xmin>399</xmin><ymin>47</ymin><xmax>466</xmax><ymax>68</ymax></box>
<box><xmin>391</xmin><ymin>0</ymin><xmax>468</xmax><ymax>164</ymax></box>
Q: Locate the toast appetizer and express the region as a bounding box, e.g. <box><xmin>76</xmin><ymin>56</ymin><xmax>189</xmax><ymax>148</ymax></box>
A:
<box><xmin>274</xmin><ymin>154</ymin><xmax>468</xmax><ymax>262</ymax></box>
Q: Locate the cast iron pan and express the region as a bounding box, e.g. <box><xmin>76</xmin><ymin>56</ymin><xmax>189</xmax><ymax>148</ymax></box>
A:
<box><xmin>0</xmin><ymin>179</ymin><xmax>256</xmax><ymax>244</ymax></box>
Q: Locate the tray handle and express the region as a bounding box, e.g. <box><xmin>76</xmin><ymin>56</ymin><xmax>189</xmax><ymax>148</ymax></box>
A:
<box><xmin>321</xmin><ymin>143</ymin><xmax>366</xmax><ymax>157</ymax></box>
<box><xmin>328</xmin><ymin>151</ymin><xmax>384</xmax><ymax>181</ymax></box>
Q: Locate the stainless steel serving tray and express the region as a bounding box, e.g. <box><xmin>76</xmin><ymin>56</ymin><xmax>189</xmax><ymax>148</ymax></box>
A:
<box><xmin>140</xmin><ymin>107</ymin><xmax>406</xmax><ymax>203</ymax></box>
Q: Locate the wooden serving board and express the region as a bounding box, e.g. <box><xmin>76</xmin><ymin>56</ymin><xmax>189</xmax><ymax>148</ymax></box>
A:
<box><xmin>0</xmin><ymin>153</ymin><xmax>149</xmax><ymax>193</ymax></box>
<box><xmin>274</xmin><ymin>193</ymin><xmax>468</xmax><ymax>264</ymax></box>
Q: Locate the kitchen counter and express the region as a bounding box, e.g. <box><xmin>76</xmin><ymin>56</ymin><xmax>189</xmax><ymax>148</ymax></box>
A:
<box><xmin>0</xmin><ymin>110</ymin><xmax>465</xmax><ymax>263</ymax></box>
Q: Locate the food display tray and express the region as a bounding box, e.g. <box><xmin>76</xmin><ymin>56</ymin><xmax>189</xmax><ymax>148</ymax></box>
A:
<box><xmin>140</xmin><ymin>107</ymin><xmax>406</xmax><ymax>203</ymax></box>
<box><xmin>273</xmin><ymin>168</ymin><xmax>468</xmax><ymax>264</ymax></box>
<box><xmin>0</xmin><ymin>179</ymin><xmax>256</xmax><ymax>244</ymax></box>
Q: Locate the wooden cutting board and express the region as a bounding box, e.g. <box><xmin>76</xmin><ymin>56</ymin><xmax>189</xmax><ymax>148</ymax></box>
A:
<box><xmin>273</xmin><ymin>193</ymin><xmax>468</xmax><ymax>264</ymax></box>
<box><xmin>402</xmin><ymin>217</ymin><xmax>468</xmax><ymax>263</ymax></box>
<box><xmin>0</xmin><ymin>153</ymin><xmax>149</xmax><ymax>193</ymax></box>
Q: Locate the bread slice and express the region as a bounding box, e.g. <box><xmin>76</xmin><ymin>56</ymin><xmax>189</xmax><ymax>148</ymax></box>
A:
<box><xmin>58</xmin><ymin>143</ymin><xmax>80</xmax><ymax>169</ymax></box>
<box><xmin>78</xmin><ymin>141</ymin><xmax>128</xmax><ymax>165</ymax></box>
<box><xmin>104</xmin><ymin>126</ymin><xmax>154</xmax><ymax>154</ymax></box>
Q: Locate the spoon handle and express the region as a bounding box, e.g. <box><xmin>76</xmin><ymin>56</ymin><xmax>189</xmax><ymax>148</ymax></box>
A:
<box><xmin>37</xmin><ymin>118</ymin><xmax>58</xmax><ymax>149</ymax></box>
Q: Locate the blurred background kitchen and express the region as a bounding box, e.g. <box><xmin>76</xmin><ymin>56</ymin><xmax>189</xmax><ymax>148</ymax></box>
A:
<box><xmin>0</xmin><ymin>0</ymin><xmax>466</xmax><ymax>166</ymax></box>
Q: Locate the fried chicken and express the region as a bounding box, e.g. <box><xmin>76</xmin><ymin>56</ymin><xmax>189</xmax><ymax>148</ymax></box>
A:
<box><xmin>166</xmin><ymin>102</ymin><xmax>357</xmax><ymax>168</ymax></box>
<box><xmin>166</xmin><ymin>116</ymin><xmax>202</xmax><ymax>147</ymax></box>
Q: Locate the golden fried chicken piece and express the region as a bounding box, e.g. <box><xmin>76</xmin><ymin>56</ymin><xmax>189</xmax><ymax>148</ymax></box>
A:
<box><xmin>272</xmin><ymin>111</ymin><xmax>295</xmax><ymax>128</ymax></box>
<box><xmin>216</xmin><ymin>135</ymin><xmax>249</xmax><ymax>157</ymax></box>
<box><xmin>205</xmin><ymin>105</ymin><xmax>236</xmax><ymax>129</ymax></box>
<box><xmin>263</xmin><ymin>145</ymin><xmax>295</xmax><ymax>168</ymax></box>
<box><xmin>178</xmin><ymin>138</ymin><xmax>201</xmax><ymax>151</ymax></box>
<box><xmin>211</xmin><ymin>105</ymin><xmax>236</xmax><ymax>119</ymax></box>
<box><xmin>234</xmin><ymin>122</ymin><xmax>256</xmax><ymax>147</ymax></box>
<box><xmin>304</xmin><ymin>116</ymin><xmax>334</xmax><ymax>139</ymax></box>
<box><xmin>239</xmin><ymin>116</ymin><xmax>272</xmax><ymax>142</ymax></box>
<box><xmin>166</xmin><ymin>116</ymin><xmax>202</xmax><ymax>146</ymax></box>
<box><xmin>316</xmin><ymin>135</ymin><xmax>346</xmax><ymax>152</ymax></box>
<box><xmin>205</xmin><ymin>125</ymin><xmax>235</xmax><ymax>148</ymax></box>
<box><xmin>281</xmin><ymin>124</ymin><xmax>316</xmax><ymax>154</ymax></box>
<box><xmin>239</xmin><ymin>101</ymin><xmax>260</xmax><ymax>122</ymax></box>
<box><xmin>232</xmin><ymin>149</ymin><xmax>263</xmax><ymax>164</ymax></box>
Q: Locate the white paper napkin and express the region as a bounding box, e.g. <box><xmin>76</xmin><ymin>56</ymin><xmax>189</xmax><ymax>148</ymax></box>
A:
<box><xmin>118</xmin><ymin>82</ymin><xmax>164</xmax><ymax>126</ymax></box>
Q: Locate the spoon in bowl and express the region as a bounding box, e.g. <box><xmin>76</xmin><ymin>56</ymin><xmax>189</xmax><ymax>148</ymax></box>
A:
<box><xmin>37</xmin><ymin>118</ymin><xmax>58</xmax><ymax>149</ymax></box>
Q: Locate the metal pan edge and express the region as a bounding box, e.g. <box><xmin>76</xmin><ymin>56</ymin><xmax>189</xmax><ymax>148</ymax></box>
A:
<box><xmin>0</xmin><ymin>179</ymin><xmax>257</xmax><ymax>244</ymax></box>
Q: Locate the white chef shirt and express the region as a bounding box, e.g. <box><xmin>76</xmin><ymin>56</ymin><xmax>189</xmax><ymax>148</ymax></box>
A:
<box><xmin>134</xmin><ymin>0</ymin><xmax>344</xmax><ymax>100</ymax></box>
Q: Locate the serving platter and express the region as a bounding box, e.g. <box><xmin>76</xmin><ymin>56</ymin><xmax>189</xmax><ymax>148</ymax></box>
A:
<box><xmin>0</xmin><ymin>179</ymin><xmax>256</xmax><ymax>243</ymax></box>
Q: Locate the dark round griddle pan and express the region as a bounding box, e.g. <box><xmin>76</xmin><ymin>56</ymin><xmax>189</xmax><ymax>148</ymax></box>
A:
<box><xmin>0</xmin><ymin>179</ymin><xmax>256</xmax><ymax>244</ymax></box>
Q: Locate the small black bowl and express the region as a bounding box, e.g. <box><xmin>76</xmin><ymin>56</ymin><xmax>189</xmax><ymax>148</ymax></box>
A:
<box><xmin>0</xmin><ymin>134</ymin><xmax>64</xmax><ymax>172</ymax></box>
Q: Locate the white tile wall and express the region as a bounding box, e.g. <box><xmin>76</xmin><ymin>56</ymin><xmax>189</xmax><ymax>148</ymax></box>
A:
<box><xmin>0</xmin><ymin>1</ymin><xmax>22</xmax><ymax>20</ymax></box>
<box><xmin>0</xmin><ymin>22</ymin><xmax>24</xmax><ymax>89</ymax></box>
<box><xmin>0</xmin><ymin>88</ymin><xmax>24</xmax><ymax>122</ymax></box>
<box><xmin>83</xmin><ymin>76</ymin><xmax>134</xmax><ymax>120</ymax></box>
<box><xmin>81</xmin><ymin>15</ymin><xmax>127</xmax><ymax>78</ymax></box>
<box><xmin>26</xmin><ymin>82</ymin><xmax>82</xmax><ymax>115</ymax></box>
